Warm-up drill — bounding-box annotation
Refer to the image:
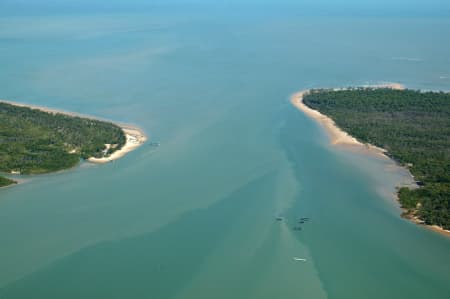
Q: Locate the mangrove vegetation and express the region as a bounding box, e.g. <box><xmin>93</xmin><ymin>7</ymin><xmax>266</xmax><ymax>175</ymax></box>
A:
<box><xmin>0</xmin><ymin>102</ymin><xmax>126</xmax><ymax>186</ymax></box>
<box><xmin>303</xmin><ymin>88</ymin><xmax>450</xmax><ymax>230</ymax></box>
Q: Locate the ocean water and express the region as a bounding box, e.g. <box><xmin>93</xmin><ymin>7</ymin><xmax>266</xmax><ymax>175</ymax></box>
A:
<box><xmin>0</xmin><ymin>12</ymin><xmax>449</xmax><ymax>298</ymax></box>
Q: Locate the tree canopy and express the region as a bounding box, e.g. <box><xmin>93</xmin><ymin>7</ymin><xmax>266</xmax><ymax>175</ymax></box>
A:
<box><xmin>303</xmin><ymin>88</ymin><xmax>450</xmax><ymax>230</ymax></box>
<box><xmin>0</xmin><ymin>102</ymin><xmax>126</xmax><ymax>186</ymax></box>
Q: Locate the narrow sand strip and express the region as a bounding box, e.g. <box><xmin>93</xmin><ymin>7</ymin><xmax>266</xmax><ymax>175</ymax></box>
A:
<box><xmin>0</xmin><ymin>99</ymin><xmax>147</xmax><ymax>163</ymax></box>
<box><xmin>290</xmin><ymin>91</ymin><xmax>387</xmax><ymax>157</ymax></box>
<box><xmin>290</xmin><ymin>84</ymin><xmax>404</xmax><ymax>158</ymax></box>
<box><xmin>290</xmin><ymin>84</ymin><xmax>450</xmax><ymax>237</ymax></box>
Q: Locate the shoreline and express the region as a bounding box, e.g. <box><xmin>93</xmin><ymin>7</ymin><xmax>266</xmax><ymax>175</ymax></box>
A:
<box><xmin>88</xmin><ymin>125</ymin><xmax>147</xmax><ymax>163</ymax></box>
<box><xmin>405</xmin><ymin>214</ymin><xmax>450</xmax><ymax>237</ymax></box>
<box><xmin>291</xmin><ymin>90</ymin><xmax>387</xmax><ymax>157</ymax></box>
<box><xmin>290</xmin><ymin>84</ymin><xmax>450</xmax><ymax>237</ymax></box>
<box><xmin>290</xmin><ymin>84</ymin><xmax>404</xmax><ymax>158</ymax></box>
<box><xmin>0</xmin><ymin>99</ymin><xmax>148</xmax><ymax>165</ymax></box>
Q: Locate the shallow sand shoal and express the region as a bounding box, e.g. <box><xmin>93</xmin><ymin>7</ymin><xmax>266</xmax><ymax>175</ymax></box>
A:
<box><xmin>290</xmin><ymin>84</ymin><xmax>450</xmax><ymax>237</ymax></box>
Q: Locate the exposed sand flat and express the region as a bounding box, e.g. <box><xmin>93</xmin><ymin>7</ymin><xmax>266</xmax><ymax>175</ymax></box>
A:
<box><xmin>0</xmin><ymin>99</ymin><xmax>148</xmax><ymax>163</ymax></box>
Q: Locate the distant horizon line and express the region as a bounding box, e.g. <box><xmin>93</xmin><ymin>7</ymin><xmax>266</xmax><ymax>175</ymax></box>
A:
<box><xmin>1</xmin><ymin>9</ymin><xmax>449</xmax><ymax>18</ymax></box>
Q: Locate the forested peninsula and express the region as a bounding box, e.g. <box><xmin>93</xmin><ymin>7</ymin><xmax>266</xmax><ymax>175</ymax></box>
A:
<box><xmin>302</xmin><ymin>88</ymin><xmax>450</xmax><ymax>231</ymax></box>
<box><xmin>0</xmin><ymin>101</ymin><xmax>127</xmax><ymax>187</ymax></box>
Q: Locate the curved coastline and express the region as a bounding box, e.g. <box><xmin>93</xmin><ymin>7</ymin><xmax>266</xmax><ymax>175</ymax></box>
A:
<box><xmin>291</xmin><ymin>90</ymin><xmax>387</xmax><ymax>156</ymax></box>
<box><xmin>0</xmin><ymin>99</ymin><xmax>148</xmax><ymax>166</ymax></box>
<box><xmin>88</xmin><ymin>125</ymin><xmax>147</xmax><ymax>164</ymax></box>
<box><xmin>290</xmin><ymin>84</ymin><xmax>404</xmax><ymax>158</ymax></box>
<box><xmin>290</xmin><ymin>85</ymin><xmax>450</xmax><ymax>237</ymax></box>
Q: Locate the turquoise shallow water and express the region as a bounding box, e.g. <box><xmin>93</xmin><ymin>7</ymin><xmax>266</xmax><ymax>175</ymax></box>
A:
<box><xmin>0</xmin><ymin>12</ymin><xmax>449</xmax><ymax>298</ymax></box>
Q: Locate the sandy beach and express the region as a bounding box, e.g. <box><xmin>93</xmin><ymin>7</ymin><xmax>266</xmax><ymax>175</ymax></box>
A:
<box><xmin>88</xmin><ymin>125</ymin><xmax>147</xmax><ymax>163</ymax></box>
<box><xmin>429</xmin><ymin>225</ymin><xmax>450</xmax><ymax>237</ymax></box>
<box><xmin>0</xmin><ymin>99</ymin><xmax>148</xmax><ymax>163</ymax></box>
<box><xmin>290</xmin><ymin>90</ymin><xmax>388</xmax><ymax>158</ymax></box>
<box><xmin>291</xmin><ymin>83</ymin><xmax>405</xmax><ymax>157</ymax></box>
<box><xmin>290</xmin><ymin>84</ymin><xmax>450</xmax><ymax>237</ymax></box>
<box><xmin>407</xmin><ymin>215</ymin><xmax>450</xmax><ymax>237</ymax></box>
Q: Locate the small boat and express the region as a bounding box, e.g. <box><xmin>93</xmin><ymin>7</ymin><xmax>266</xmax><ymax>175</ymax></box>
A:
<box><xmin>293</xmin><ymin>257</ymin><xmax>307</xmax><ymax>262</ymax></box>
<box><xmin>276</xmin><ymin>216</ymin><xmax>283</xmax><ymax>221</ymax></box>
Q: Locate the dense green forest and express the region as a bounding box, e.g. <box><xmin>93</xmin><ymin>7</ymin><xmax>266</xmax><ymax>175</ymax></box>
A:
<box><xmin>303</xmin><ymin>88</ymin><xmax>450</xmax><ymax>230</ymax></box>
<box><xmin>0</xmin><ymin>102</ymin><xmax>126</xmax><ymax>187</ymax></box>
